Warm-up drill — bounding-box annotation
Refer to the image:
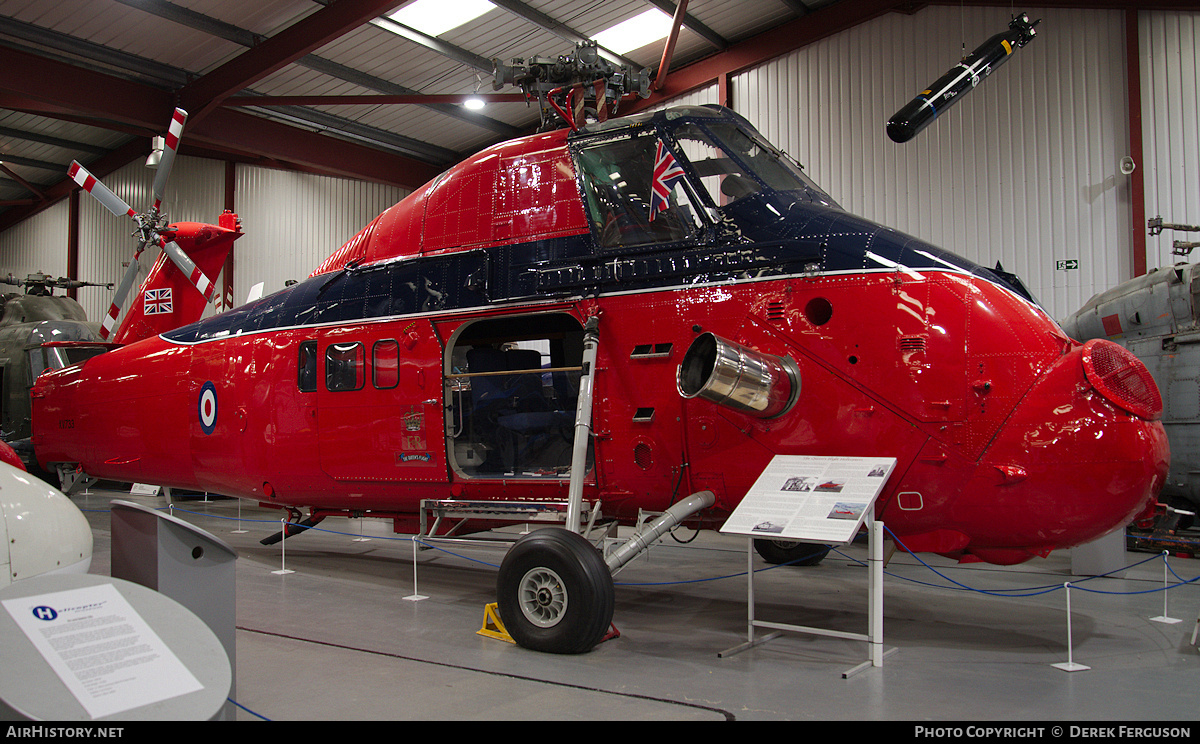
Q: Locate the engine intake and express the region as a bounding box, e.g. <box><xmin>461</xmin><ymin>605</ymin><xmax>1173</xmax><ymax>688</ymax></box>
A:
<box><xmin>677</xmin><ymin>333</ymin><xmax>800</xmax><ymax>418</ymax></box>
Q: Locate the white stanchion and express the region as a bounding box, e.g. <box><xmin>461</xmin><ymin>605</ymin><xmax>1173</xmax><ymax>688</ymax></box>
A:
<box><xmin>272</xmin><ymin>518</ymin><xmax>295</xmax><ymax>575</ymax></box>
<box><xmin>1052</xmin><ymin>582</ymin><xmax>1090</xmax><ymax>672</ymax></box>
<box><xmin>231</xmin><ymin>499</ymin><xmax>247</xmax><ymax>534</ymax></box>
<box><xmin>1150</xmin><ymin>551</ymin><xmax>1182</xmax><ymax>624</ymax></box>
<box><xmin>404</xmin><ymin>537</ymin><xmax>428</xmax><ymax>602</ymax></box>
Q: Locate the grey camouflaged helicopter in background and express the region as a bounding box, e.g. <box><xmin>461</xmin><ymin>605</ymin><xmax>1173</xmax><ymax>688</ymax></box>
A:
<box><xmin>1060</xmin><ymin>217</ymin><xmax>1200</xmax><ymax>547</ymax></box>
<box><xmin>0</xmin><ymin>272</ymin><xmax>114</xmax><ymax>474</ymax></box>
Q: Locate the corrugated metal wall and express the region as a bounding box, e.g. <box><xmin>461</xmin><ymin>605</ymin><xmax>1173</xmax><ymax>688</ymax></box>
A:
<box><xmin>0</xmin><ymin>199</ymin><xmax>69</xmax><ymax>282</ymax></box>
<box><xmin>230</xmin><ymin>165</ymin><xmax>408</xmax><ymax>303</ymax></box>
<box><xmin>1141</xmin><ymin>10</ymin><xmax>1200</xmax><ymax>272</ymax></box>
<box><xmin>733</xmin><ymin>5</ymin><xmax>1133</xmax><ymax>322</ymax></box>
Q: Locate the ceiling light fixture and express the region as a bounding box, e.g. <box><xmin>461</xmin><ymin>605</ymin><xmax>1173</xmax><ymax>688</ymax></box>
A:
<box><xmin>592</xmin><ymin>9</ymin><xmax>675</xmax><ymax>55</ymax></box>
<box><xmin>387</xmin><ymin>0</ymin><xmax>494</xmax><ymax>37</ymax></box>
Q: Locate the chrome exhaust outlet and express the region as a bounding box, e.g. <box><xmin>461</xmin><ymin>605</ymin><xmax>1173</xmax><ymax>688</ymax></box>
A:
<box><xmin>677</xmin><ymin>332</ymin><xmax>800</xmax><ymax>418</ymax></box>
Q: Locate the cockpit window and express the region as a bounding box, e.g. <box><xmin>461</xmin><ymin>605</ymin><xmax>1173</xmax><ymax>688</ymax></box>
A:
<box><xmin>672</xmin><ymin>121</ymin><xmax>836</xmax><ymax>208</ymax></box>
<box><xmin>575</xmin><ymin>133</ymin><xmax>702</xmax><ymax>248</ymax></box>
<box><xmin>670</xmin><ymin>124</ymin><xmax>762</xmax><ymax>206</ymax></box>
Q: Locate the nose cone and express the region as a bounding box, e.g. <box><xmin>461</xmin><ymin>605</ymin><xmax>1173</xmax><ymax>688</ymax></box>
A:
<box><xmin>952</xmin><ymin>339</ymin><xmax>1168</xmax><ymax>563</ymax></box>
<box><xmin>0</xmin><ymin>461</ymin><xmax>93</xmax><ymax>587</ymax></box>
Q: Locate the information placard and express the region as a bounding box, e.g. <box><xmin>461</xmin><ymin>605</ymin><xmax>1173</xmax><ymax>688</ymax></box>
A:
<box><xmin>2</xmin><ymin>582</ymin><xmax>203</xmax><ymax>719</ymax></box>
<box><xmin>720</xmin><ymin>455</ymin><xmax>895</xmax><ymax>544</ymax></box>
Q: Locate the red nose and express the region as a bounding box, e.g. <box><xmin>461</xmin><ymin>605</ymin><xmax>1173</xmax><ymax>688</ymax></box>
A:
<box><xmin>956</xmin><ymin>339</ymin><xmax>1167</xmax><ymax>563</ymax></box>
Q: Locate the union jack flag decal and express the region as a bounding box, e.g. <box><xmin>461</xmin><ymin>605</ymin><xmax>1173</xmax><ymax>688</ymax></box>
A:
<box><xmin>144</xmin><ymin>288</ymin><xmax>173</xmax><ymax>315</ymax></box>
<box><xmin>649</xmin><ymin>141</ymin><xmax>686</xmax><ymax>222</ymax></box>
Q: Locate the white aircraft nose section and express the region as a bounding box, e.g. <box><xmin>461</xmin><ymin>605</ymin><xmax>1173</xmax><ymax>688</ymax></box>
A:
<box><xmin>0</xmin><ymin>462</ymin><xmax>93</xmax><ymax>587</ymax></box>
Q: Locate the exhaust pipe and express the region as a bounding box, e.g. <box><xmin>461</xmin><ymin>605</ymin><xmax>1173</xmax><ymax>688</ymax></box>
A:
<box><xmin>606</xmin><ymin>490</ymin><xmax>715</xmax><ymax>572</ymax></box>
<box><xmin>677</xmin><ymin>333</ymin><xmax>800</xmax><ymax>418</ymax></box>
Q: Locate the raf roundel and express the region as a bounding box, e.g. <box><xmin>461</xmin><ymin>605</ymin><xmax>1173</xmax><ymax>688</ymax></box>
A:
<box><xmin>199</xmin><ymin>381</ymin><xmax>218</xmax><ymax>435</ymax></box>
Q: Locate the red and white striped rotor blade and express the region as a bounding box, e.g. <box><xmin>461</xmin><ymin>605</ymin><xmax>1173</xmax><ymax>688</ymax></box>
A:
<box><xmin>68</xmin><ymin>161</ymin><xmax>136</xmax><ymax>220</ymax></box>
<box><xmin>99</xmin><ymin>254</ymin><xmax>142</xmax><ymax>340</ymax></box>
<box><xmin>161</xmin><ymin>240</ymin><xmax>216</xmax><ymax>302</ymax></box>
<box><xmin>151</xmin><ymin>108</ymin><xmax>188</xmax><ymax>211</ymax></box>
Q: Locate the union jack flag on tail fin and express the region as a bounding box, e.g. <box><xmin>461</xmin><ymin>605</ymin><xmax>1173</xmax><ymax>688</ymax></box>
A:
<box><xmin>143</xmin><ymin>288</ymin><xmax>173</xmax><ymax>315</ymax></box>
<box><xmin>649</xmin><ymin>141</ymin><xmax>685</xmax><ymax>222</ymax></box>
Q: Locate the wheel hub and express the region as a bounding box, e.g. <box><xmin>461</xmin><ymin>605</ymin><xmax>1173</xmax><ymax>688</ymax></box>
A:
<box><xmin>518</xmin><ymin>566</ymin><xmax>567</xmax><ymax>628</ymax></box>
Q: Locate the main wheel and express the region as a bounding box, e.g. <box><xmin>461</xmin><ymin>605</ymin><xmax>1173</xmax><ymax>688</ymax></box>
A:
<box><xmin>496</xmin><ymin>528</ymin><xmax>614</xmax><ymax>654</ymax></box>
<box><xmin>753</xmin><ymin>538</ymin><xmax>830</xmax><ymax>566</ymax></box>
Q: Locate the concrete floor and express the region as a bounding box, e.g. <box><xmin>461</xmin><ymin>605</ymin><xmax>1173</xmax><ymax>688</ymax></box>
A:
<box><xmin>71</xmin><ymin>487</ymin><xmax>1200</xmax><ymax>722</ymax></box>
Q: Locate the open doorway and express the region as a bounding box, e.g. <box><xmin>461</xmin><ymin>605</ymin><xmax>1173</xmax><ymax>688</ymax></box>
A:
<box><xmin>447</xmin><ymin>313</ymin><xmax>591</xmax><ymax>478</ymax></box>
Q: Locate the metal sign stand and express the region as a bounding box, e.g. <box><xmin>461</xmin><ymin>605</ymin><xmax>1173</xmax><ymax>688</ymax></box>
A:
<box><xmin>716</xmin><ymin>454</ymin><xmax>896</xmax><ymax>676</ymax></box>
<box><xmin>719</xmin><ymin>506</ymin><xmax>894</xmax><ymax>677</ymax></box>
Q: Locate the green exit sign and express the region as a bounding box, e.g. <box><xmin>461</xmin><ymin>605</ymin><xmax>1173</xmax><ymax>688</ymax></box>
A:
<box><xmin>1056</xmin><ymin>259</ymin><xmax>1079</xmax><ymax>271</ymax></box>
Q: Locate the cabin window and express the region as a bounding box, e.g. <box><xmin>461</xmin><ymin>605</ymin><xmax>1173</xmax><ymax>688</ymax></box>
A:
<box><xmin>298</xmin><ymin>340</ymin><xmax>318</xmax><ymax>392</ymax></box>
<box><xmin>325</xmin><ymin>342</ymin><xmax>364</xmax><ymax>392</ymax></box>
<box><xmin>446</xmin><ymin>314</ymin><xmax>591</xmax><ymax>478</ymax></box>
<box><xmin>373</xmin><ymin>339</ymin><xmax>400</xmax><ymax>389</ymax></box>
<box><xmin>575</xmin><ymin>133</ymin><xmax>702</xmax><ymax>248</ymax></box>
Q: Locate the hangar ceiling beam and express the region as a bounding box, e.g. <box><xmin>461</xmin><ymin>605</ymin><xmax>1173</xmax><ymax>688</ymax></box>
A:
<box><xmin>624</xmin><ymin>0</ymin><xmax>912</xmax><ymax>113</ymax></box>
<box><xmin>115</xmin><ymin>0</ymin><xmax>521</xmax><ymax>137</ymax></box>
<box><xmin>487</xmin><ymin>0</ymin><xmax>641</xmax><ymax>68</ymax></box>
<box><xmin>177</xmin><ymin>0</ymin><xmax>409</xmax><ymax>124</ymax></box>
<box><xmin>0</xmin><ymin>45</ymin><xmax>444</xmax><ymax>232</ymax></box>
<box><xmin>642</xmin><ymin>0</ymin><xmax>730</xmax><ymax>51</ymax></box>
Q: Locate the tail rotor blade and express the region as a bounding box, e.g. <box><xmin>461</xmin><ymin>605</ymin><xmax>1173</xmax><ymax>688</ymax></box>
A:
<box><xmin>99</xmin><ymin>253</ymin><xmax>143</xmax><ymax>340</ymax></box>
<box><xmin>68</xmin><ymin>161</ymin><xmax>136</xmax><ymax>220</ymax></box>
<box><xmin>151</xmin><ymin>108</ymin><xmax>188</xmax><ymax>211</ymax></box>
<box><xmin>161</xmin><ymin>240</ymin><xmax>216</xmax><ymax>302</ymax></box>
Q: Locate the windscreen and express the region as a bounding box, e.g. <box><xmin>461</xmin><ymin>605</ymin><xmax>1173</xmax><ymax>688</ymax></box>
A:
<box><xmin>669</xmin><ymin>120</ymin><xmax>836</xmax><ymax>209</ymax></box>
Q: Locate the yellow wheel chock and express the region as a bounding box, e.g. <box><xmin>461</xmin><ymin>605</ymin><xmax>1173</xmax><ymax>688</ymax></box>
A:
<box><xmin>478</xmin><ymin>603</ymin><xmax>515</xmax><ymax>643</ymax></box>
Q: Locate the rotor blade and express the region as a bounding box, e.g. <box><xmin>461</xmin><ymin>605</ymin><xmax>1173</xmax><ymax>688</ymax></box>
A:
<box><xmin>160</xmin><ymin>240</ymin><xmax>216</xmax><ymax>302</ymax></box>
<box><xmin>67</xmin><ymin>161</ymin><xmax>136</xmax><ymax>219</ymax></box>
<box><xmin>151</xmin><ymin>108</ymin><xmax>188</xmax><ymax>211</ymax></box>
<box><xmin>99</xmin><ymin>252</ymin><xmax>142</xmax><ymax>340</ymax></box>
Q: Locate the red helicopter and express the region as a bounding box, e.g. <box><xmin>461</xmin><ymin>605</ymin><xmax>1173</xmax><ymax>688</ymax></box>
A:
<box><xmin>30</xmin><ymin>38</ymin><xmax>1167</xmax><ymax>655</ymax></box>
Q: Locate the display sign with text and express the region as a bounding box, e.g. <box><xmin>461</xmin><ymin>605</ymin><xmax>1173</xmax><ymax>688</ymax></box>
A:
<box><xmin>3</xmin><ymin>582</ymin><xmax>202</xmax><ymax>719</ymax></box>
<box><xmin>720</xmin><ymin>455</ymin><xmax>895</xmax><ymax>544</ymax></box>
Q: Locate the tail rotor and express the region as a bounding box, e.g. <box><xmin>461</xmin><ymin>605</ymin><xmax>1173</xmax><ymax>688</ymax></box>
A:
<box><xmin>68</xmin><ymin>107</ymin><xmax>218</xmax><ymax>340</ymax></box>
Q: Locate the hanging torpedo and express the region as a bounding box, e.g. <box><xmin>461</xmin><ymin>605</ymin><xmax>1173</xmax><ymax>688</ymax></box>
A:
<box><xmin>886</xmin><ymin>13</ymin><xmax>1040</xmax><ymax>143</ymax></box>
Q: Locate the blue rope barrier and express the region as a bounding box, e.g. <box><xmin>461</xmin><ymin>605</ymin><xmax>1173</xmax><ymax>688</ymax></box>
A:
<box><xmin>126</xmin><ymin>503</ymin><xmax>1200</xmax><ymax>600</ymax></box>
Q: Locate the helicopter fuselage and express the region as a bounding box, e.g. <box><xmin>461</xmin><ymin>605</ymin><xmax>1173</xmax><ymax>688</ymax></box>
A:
<box><xmin>31</xmin><ymin>105</ymin><xmax>1168</xmax><ymax>565</ymax></box>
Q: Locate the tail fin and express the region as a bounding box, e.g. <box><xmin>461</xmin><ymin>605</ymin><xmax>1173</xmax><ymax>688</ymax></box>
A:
<box><xmin>112</xmin><ymin>211</ymin><xmax>242</xmax><ymax>345</ymax></box>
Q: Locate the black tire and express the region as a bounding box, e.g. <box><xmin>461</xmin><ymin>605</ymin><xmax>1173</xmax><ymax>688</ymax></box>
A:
<box><xmin>496</xmin><ymin>528</ymin><xmax>614</xmax><ymax>654</ymax></box>
<box><xmin>753</xmin><ymin>538</ymin><xmax>830</xmax><ymax>566</ymax></box>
